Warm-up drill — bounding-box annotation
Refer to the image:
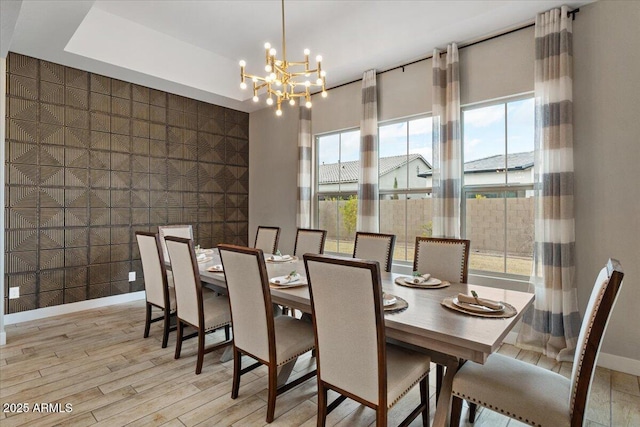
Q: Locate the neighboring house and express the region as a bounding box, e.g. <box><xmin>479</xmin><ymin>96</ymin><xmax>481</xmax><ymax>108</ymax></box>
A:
<box><xmin>318</xmin><ymin>154</ymin><xmax>431</xmax><ymax>194</ymax></box>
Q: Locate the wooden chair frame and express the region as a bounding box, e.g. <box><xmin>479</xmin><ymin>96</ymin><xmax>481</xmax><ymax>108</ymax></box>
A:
<box><xmin>353</xmin><ymin>232</ymin><xmax>396</xmax><ymax>272</ymax></box>
<box><xmin>165</xmin><ymin>236</ymin><xmax>231</xmax><ymax>375</ymax></box>
<box><xmin>136</xmin><ymin>231</ymin><xmax>176</xmax><ymax>348</ymax></box>
<box><xmin>254</xmin><ymin>226</ymin><xmax>281</xmax><ymax>254</ymax></box>
<box><xmin>293</xmin><ymin>228</ymin><xmax>327</xmax><ymax>257</ymax></box>
<box><xmin>218</xmin><ymin>244</ymin><xmax>316</xmax><ymax>423</ymax></box>
<box><xmin>304</xmin><ymin>254</ymin><xmax>429</xmax><ymax>427</ymax></box>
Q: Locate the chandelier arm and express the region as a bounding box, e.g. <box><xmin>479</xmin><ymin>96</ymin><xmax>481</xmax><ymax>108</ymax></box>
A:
<box><xmin>281</xmin><ymin>0</ymin><xmax>286</xmax><ymax>64</ymax></box>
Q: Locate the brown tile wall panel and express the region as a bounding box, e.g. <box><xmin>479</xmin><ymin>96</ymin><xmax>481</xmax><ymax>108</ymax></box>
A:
<box><xmin>5</xmin><ymin>53</ymin><xmax>249</xmax><ymax>313</ymax></box>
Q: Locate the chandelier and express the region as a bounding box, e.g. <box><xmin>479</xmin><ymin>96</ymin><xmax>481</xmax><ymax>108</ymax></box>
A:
<box><xmin>239</xmin><ymin>0</ymin><xmax>327</xmax><ymax>116</ymax></box>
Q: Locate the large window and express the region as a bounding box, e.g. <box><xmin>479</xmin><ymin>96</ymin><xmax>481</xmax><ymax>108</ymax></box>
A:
<box><xmin>462</xmin><ymin>97</ymin><xmax>535</xmax><ymax>277</ymax></box>
<box><xmin>316</xmin><ymin>130</ymin><xmax>360</xmax><ymax>255</ymax></box>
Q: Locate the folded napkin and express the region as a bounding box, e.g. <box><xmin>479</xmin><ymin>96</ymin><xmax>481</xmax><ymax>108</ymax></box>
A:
<box><xmin>269</xmin><ymin>254</ymin><xmax>292</xmax><ymax>261</ymax></box>
<box><xmin>207</xmin><ymin>264</ymin><xmax>223</xmax><ymax>272</ymax></box>
<box><xmin>197</xmin><ymin>253</ymin><xmax>207</xmax><ymax>261</ymax></box>
<box><xmin>273</xmin><ymin>272</ymin><xmax>300</xmax><ymax>284</ymax></box>
<box><xmin>409</xmin><ymin>273</ymin><xmax>431</xmax><ymax>284</ymax></box>
<box><xmin>457</xmin><ymin>293</ymin><xmax>503</xmax><ymax>310</ymax></box>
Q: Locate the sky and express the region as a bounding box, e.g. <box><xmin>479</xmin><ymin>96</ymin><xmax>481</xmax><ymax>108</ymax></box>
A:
<box><xmin>317</xmin><ymin>97</ymin><xmax>534</xmax><ymax>167</ymax></box>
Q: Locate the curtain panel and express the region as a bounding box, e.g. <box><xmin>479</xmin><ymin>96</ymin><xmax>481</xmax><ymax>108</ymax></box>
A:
<box><xmin>431</xmin><ymin>44</ymin><xmax>462</xmax><ymax>239</ymax></box>
<box><xmin>297</xmin><ymin>107</ymin><xmax>312</xmax><ymax>228</ymax></box>
<box><xmin>357</xmin><ymin>69</ymin><xmax>379</xmax><ymax>233</ymax></box>
<box><xmin>517</xmin><ymin>5</ymin><xmax>580</xmax><ymax>361</ymax></box>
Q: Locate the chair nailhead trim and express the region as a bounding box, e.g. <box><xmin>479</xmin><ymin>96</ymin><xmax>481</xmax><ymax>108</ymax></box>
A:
<box><xmin>452</xmin><ymin>391</ymin><xmax>541</xmax><ymax>427</ymax></box>
<box><xmin>388</xmin><ymin>371</ymin><xmax>429</xmax><ymax>408</ymax></box>
<box><xmin>204</xmin><ymin>321</ymin><xmax>230</xmax><ymax>332</ymax></box>
<box><xmin>277</xmin><ymin>345</ymin><xmax>314</xmax><ymax>366</ymax></box>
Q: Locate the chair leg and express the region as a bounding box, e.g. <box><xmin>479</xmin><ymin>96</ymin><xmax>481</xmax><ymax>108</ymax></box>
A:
<box><xmin>266</xmin><ymin>364</ymin><xmax>278</xmax><ymax>423</ymax></box>
<box><xmin>231</xmin><ymin>347</ymin><xmax>241</xmax><ymax>399</ymax></box>
<box><xmin>174</xmin><ymin>319</ymin><xmax>183</xmax><ymax>359</ymax></box>
<box><xmin>436</xmin><ymin>364</ymin><xmax>444</xmax><ymax>398</ymax></box>
<box><xmin>420</xmin><ymin>376</ymin><xmax>429</xmax><ymax>426</ymax></box>
<box><xmin>468</xmin><ymin>402</ymin><xmax>477</xmax><ymax>422</ymax></box>
<box><xmin>224</xmin><ymin>324</ymin><xmax>230</xmax><ymax>341</ymax></box>
<box><xmin>376</xmin><ymin>406</ymin><xmax>387</xmax><ymax>427</ymax></box>
<box><xmin>450</xmin><ymin>395</ymin><xmax>463</xmax><ymax>426</ymax></box>
<box><xmin>161</xmin><ymin>311</ymin><xmax>170</xmax><ymax>349</ymax></box>
<box><xmin>143</xmin><ymin>303</ymin><xmax>152</xmax><ymax>338</ymax></box>
<box><xmin>195</xmin><ymin>328</ymin><xmax>205</xmax><ymax>375</ymax></box>
<box><xmin>317</xmin><ymin>382</ymin><xmax>328</xmax><ymax>427</ymax></box>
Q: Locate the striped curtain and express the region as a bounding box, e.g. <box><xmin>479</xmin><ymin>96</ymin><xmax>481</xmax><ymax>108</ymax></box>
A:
<box><xmin>516</xmin><ymin>6</ymin><xmax>580</xmax><ymax>361</ymax></box>
<box><xmin>431</xmin><ymin>44</ymin><xmax>461</xmax><ymax>238</ymax></box>
<box><xmin>357</xmin><ymin>69</ymin><xmax>379</xmax><ymax>232</ymax></box>
<box><xmin>297</xmin><ymin>107</ymin><xmax>312</xmax><ymax>228</ymax></box>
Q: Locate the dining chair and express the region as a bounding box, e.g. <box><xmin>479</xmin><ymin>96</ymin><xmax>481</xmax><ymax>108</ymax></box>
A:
<box><xmin>164</xmin><ymin>236</ymin><xmax>232</xmax><ymax>375</ymax></box>
<box><xmin>254</xmin><ymin>226</ymin><xmax>281</xmax><ymax>254</ymax></box>
<box><xmin>304</xmin><ymin>254</ymin><xmax>431</xmax><ymax>427</ymax></box>
<box><xmin>413</xmin><ymin>236</ymin><xmax>471</xmax><ymax>401</ymax></box>
<box><xmin>413</xmin><ymin>237</ymin><xmax>471</xmax><ymax>283</ymax></box>
<box><xmin>158</xmin><ymin>225</ymin><xmax>194</xmax><ymax>264</ymax></box>
<box><xmin>136</xmin><ymin>231</ymin><xmax>176</xmax><ymax>349</ymax></box>
<box><xmin>449</xmin><ymin>258</ymin><xmax>625</xmax><ymax>427</ymax></box>
<box><xmin>218</xmin><ymin>244</ymin><xmax>316</xmax><ymax>423</ymax></box>
<box><xmin>293</xmin><ymin>228</ymin><xmax>327</xmax><ymax>257</ymax></box>
<box><xmin>353</xmin><ymin>232</ymin><xmax>396</xmax><ymax>272</ymax></box>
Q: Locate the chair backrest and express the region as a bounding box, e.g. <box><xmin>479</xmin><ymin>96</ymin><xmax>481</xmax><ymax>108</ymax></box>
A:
<box><xmin>305</xmin><ymin>254</ymin><xmax>386</xmax><ymax>407</ymax></box>
<box><xmin>159</xmin><ymin>225</ymin><xmax>193</xmax><ymax>263</ymax></box>
<box><xmin>136</xmin><ymin>232</ymin><xmax>169</xmax><ymax>309</ymax></box>
<box><xmin>413</xmin><ymin>237</ymin><xmax>470</xmax><ymax>283</ymax></box>
<box><xmin>570</xmin><ymin>258</ymin><xmax>624</xmax><ymax>424</ymax></box>
<box><xmin>164</xmin><ymin>236</ymin><xmax>203</xmax><ymax>328</ymax></box>
<box><xmin>254</xmin><ymin>226</ymin><xmax>280</xmax><ymax>254</ymax></box>
<box><xmin>353</xmin><ymin>232</ymin><xmax>396</xmax><ymax>272</ymax></box>
<box><xmin>293</xmin><ymin>228</ymin><xmax>327</xmax><ymax>257</ymax></box>
<box><xmin>218</xmin><ymin>244</ymin><xmax>274</xmax><ymax>363</ymax></box>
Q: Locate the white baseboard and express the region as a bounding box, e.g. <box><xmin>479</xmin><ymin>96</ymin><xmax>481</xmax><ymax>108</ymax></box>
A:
<box><xmin>3</xmin><ymin>291</ymin><xmax>146</xmax><ymax>326</ymax></box>
<box><xmin>0</xmin><ymin>331</ymin><xmax>6</xmax><ymax>346</ymax></box>
<box><xmin>505</xmin><ymin>331</ymin><xmax>640</xmax><ymax>376</ymax></box>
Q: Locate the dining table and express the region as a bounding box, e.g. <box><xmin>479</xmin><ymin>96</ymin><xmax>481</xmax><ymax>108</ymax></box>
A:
<box><xmin>195</xmin><ymin>249</ymin><xmax>535</xmax><ymax>427</ymax></box>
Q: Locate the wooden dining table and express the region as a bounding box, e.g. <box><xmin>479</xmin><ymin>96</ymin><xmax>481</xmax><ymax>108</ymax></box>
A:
<box><xmin>196</xmin><ymin>250</ymin><xmax>535</xmax><ymax>426</ymax></box>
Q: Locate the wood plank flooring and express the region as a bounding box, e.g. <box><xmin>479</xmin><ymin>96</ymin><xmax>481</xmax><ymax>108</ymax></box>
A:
<box><xmin>1</xmin><ymin>300</ymin><xmax>638</xmax><ymax>426</ymax></box>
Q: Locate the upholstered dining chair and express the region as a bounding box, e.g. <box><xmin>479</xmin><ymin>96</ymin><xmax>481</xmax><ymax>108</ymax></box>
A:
<box><xmin>353</xmin><ymin>232</ymin><xmax>396</xmax><ymax>272</ymax></box>
<box><xmin>304</xmin><ymin>254</ymin><xmax>431</xmax><ymax>427</ymax></box>
<box><xmin>218</xmin><ymin>244</ymin><xmax>316</xmax><ymax>423</ymax></box>
<box><xmin>413</xmin><ymin>237</ymin><xmax>471</xmax><ymax>400</ymax></box>
<box><xmin>136</xmin><ymin>231</ymin><xmax>176</xmax><ymax>349</ymax></box>
<box><xmin>293</xmin><ymin>228</ymin><xmax>327</xmax><ymax>257</ymax></box>
<box><xmin>254</xmin><ymin>226</ymin><xmax>281</xmax><ymax>254</ymax></box>
<box><xmin>413</xmin><ymin>237</ymin><xmax>471</xmax><ymax>283</ymax></box>
<box><xmin>449</xmin><ymin>258</ymin><xmax>625</xmax><ymax>427</ymax></box>
<box><xmin>158</xmin><ymin>224</ymin><xmax>194</xmax><ymax>262</ymax></box>
<box><xmin>164</xmin><ymin>236</ymin><xmax>232</xmax><ymax>375</ymax></box>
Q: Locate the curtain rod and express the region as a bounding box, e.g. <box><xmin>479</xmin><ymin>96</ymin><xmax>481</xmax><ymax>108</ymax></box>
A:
<box><xmin>320</xmin><ymin>8</ymin><xmax>580</xmax><ymax>93</ymax></box>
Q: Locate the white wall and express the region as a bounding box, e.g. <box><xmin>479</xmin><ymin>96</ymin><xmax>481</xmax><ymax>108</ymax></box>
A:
<box><xmin>249</xmin><ymin>1</ymin><xmax>640</xmax><ymax>364</ymax></box>
<box><xmin>572</xmin><ymin>1</ymin><xmax>640</xmax><ymax>363</ymax></box>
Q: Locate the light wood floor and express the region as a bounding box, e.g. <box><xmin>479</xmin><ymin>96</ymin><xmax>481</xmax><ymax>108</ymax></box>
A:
<box><xmin>1</xmin><ymin>300</ymin><xmax>638</xmax><ymax>427</ymax></box>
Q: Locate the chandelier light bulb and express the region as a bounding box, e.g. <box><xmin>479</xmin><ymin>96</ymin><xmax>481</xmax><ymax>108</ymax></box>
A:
<box><xmin>320</xmin><ymin>70</ymin><xmax>326</xmax><ymax>77</ymax></box>
<box><xmin>275</xmin><ymin>60</ymin><xmax>282</xmax><ymax>66</ymax></box>
<box><xmin>253</xmin><ymin>95</ymin><xmax>260</xmax><ymax>102</ymax></box>
<box><xmin>304</xmin><ymin>80</ymin><xmax>311</xmax><ymax>87</ymax></box>
<box><xmin>321</xmin><ymin>91</ymin><xmax>328</xmax><ymax>98</ymax></box>
<box><xmin>240</xmin><ymin>82</ymin><xmax>247</xmax><ymax>89</ymax></box>
<box><xmin>266</xmin><ymin>97</ymin><xmax>274</xmax><ymax>106</ymax></box>
<box><xmin>264</xmin><ymin>42</ymin><xmax>271</xmax><ymax>49</ymax></box>
<box><xmin>252</xmin><ymin>77</ymin><xmax>258</xmax><ymax>83</ymax></box>
<box><xmin>305</xmin><ymin>101</ymin><xmax>312</xmax><ymax>108</ymax></box>
<box><xmin>275</xmin><ymin>80</ymin><xmax>282</xmax><ymax>86</ymax></box>
<box><xmin>265</xmin><ymin>64</ymin><xmax>272</xmax><ymax>72</ymax></box>
<box><xmin>289</xmin><ymin>99</ymin><xmax>296</xmax><ymax>106</ymax></box>
<box><xmin>316</xmin><ymin>55</ymin><xmax>322</xmax><ymax>62</ymax></box>
<box><xmin>239</xmin><ymin>60</ymin><xmax>246</xmax><ymax>67</ymax></box>
<box><xmin>269</xmin><ymin>48</ymin><xmax>277</xmax><ymax>56</ymax></box>
<box><xmin>269</xmin><ymin>72</ymin><xmax>277</xmax><ymax>80</ymax></box>
<box><xmin>304</xmin><ymin>49</ymin><xmax>310</xmax><ymax>55</ymax></box>
<box><xmin>316</xmin><ymin>78</ymin><xmax>323</xmax><ymax>85</ymax></box>
<box><xmin>276</xmin><ymin>109</ymin><xmax>282</xmax><ymax>116</ymax></box>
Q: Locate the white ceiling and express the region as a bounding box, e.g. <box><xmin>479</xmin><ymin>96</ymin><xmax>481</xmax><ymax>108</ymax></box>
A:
<box><xmin>3</xmin><ymin>0</ymin><xmax>593</xmax><ymax>113</ymax></box>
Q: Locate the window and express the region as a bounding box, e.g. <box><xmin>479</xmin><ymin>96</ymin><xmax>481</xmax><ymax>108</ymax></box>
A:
<box><xmin>378</xmin><ymin>117</ymin><xmax>433</xmax><ymax>262</ymax></box>
<box><xmin>316</xmin><ymin>130</ymin><xmax>360</xmax><ymax>255</ymax></box>
<box><xmin>462</xmin><ymin>97</ymin><xmax>535</xmax><ymax>277</ymax></box>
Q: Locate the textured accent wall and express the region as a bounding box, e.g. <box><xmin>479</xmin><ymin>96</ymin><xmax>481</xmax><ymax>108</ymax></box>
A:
<box><xmin>4</xmin><ymin>53</ymin><xmax>249</xmax><ymax>314</ymax></box>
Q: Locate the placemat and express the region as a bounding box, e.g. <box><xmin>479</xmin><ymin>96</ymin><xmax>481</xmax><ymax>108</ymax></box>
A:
<box><xmin>441</xmin><ymin>296</ymin><xmax>517</xmax><ymax>318</ymax></box>
<box><xmin>395</xmin><ymin>277</ymin><xmax>450</xmax><ymax>289</ymax></box>
<box><xmin>384</xmin><ymin>295</ymin><xmax>408</xmax><ymax>314</ymax></box>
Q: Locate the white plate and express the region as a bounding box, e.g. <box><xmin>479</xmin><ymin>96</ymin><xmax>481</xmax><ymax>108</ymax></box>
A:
<box><xmin>207</xmin><ymin>264</ymin><xmax>223</xmax><ymax>272</ymax></box>
<box><xmin>383</xmin><ymin>294</ymin><xmax>397</xmax><ymax>307</ymax></box>
<box><xmin>403</xmin><ymin>277</ymin><xmax>442</xmax><ymax>286</ymax></box>
<box><xmin>452</xmin><ymin>297</ymin><xmax>504</xmax><ymax>313</ymax></box>
<box><xmin>270</xmin><ymin>275</ymin><xmax>307</xmax><ymax>287</ymax></box>
<box><xmin>266</xmin><ymin>255</ymin><xmax>298</xmax><ymax>263</ymax></box>
<box><xmin>197</xmin><ymin>256</ymin><xmax>213</xmax><ymax>264</ymax></box>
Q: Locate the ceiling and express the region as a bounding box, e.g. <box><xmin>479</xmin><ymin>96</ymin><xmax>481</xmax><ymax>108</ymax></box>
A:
<box><xmin>2</xmin><ymin>0</ymin><xmax>593</xmax><ymax>113</ymax></box>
